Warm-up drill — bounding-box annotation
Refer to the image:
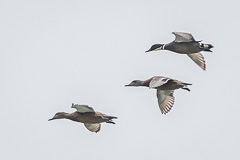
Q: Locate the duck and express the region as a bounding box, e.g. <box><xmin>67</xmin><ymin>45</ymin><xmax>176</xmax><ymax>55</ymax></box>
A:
<box><xmin>146</xmin><ymin>32</ymin><xmax>213</xmax><ymax>70</ymax></box>
<box><xmin>49</xmin><ymin>103</ymin><xmax>117</xmax><ymax>133</ymax></box>
<box><xmin>125</xmin><ymin>76</ymin><xmax>192</xmax><ymax>114</ymax></box>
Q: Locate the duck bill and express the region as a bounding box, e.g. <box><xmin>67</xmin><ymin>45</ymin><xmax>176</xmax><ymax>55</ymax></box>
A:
<box><xmin>48</xmin><ymin>117</ymin><xmax>55</xmax><ymax>121</ymax></box>
<box><xmin>145</xmin><ymin>49</ymin><xmax>151</xmax><ymax>52</ymax></box>
<box><xmin>125</xmin><ymin>84</ymin><xmax>132</xmax><ymax>87</ymax></box>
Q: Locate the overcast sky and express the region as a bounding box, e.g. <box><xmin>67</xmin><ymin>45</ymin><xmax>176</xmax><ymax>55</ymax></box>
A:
<box><xmin>1</xmin><ymin>0</ymin><xmax>240</xmax><ymax>160</ymax></box>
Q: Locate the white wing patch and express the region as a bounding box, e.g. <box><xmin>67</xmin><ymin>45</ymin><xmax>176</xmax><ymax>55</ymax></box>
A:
<box><xmin>72</xmin><ymin>104</ymin><xmax>95</xmax><ymax>113</ymax></box>
<box><xmin>187</xmin><ymin>52</ymin><xmax>206</xmax><ymax>70</ymax></box>
<box><xmin>173</xmin><ymin>32</ymin><xmax>195</xmax><ymax>43</ymax></box>
<box><xmin>149</xmin><ymin>76</ymin><xmax>170</xmax><ymax>88</ymax></box>
<box><xmin>157</xmin><ymin>90</ymin><xmax>175</xmax><ymax>114</ymax></box>
<box><xmin>84</xmin><ymin>123</ymin><xmax>101</xmax><ymax>133</ymax></box>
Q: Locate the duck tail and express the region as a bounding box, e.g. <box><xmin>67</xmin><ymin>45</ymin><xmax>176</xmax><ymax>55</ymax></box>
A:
<box><xmin>106</xmin><ymin>116</ymin><xmax>117</xmax><ymax>124</ymax></box>
<box><xmin>108</xmin><ymin>116</ymin><xmax>118</xmax><ymax>120</ymax></box>
<box><xmin>106</xmin><ymin>121</ymin><xmax>115</xmax><ymax>124</ymax></box>
<box><xmin>182</xmin><ymin>82</ymin><xmax>192</xmax><ymax>85</ymax></box>
<box><xmin>182</xmin><ymin>87</ymin><xmax>191</xmax><ymax>92</ymax></box>
<box><xmin>181</xmin><ymin>83</ymin><xmax>192</xmax><ymax>92</ymax></box>
<box><xmin>200</xmin><ymin>43</ymin><xmax>214</xmax><ymax>52</ymax></box>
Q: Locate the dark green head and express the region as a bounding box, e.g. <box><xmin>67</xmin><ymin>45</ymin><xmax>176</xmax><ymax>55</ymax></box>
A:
<box><xmin>146</xmin><ymin>44</ymin><xmax>164</xmax><ymax>52</ymax></box>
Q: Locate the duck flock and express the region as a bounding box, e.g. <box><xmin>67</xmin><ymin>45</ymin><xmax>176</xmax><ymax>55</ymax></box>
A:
<box><xmin>49</xmin><ymin>32</ymin><xmax>213</xmax><ymax>133</ymax></box>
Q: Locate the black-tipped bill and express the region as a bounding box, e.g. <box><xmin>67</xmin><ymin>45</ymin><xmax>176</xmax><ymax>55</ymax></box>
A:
<box><xmin>145</xmin><ymin>49</ymin><xmax>151</xmax><ymax>52</ymax></box>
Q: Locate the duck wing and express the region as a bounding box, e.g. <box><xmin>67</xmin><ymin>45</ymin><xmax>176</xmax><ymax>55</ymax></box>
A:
<box><xmin>84</xmin><ymin>123</ymin><xmax>101</xmax><ymax>133</ymax></box>
<box><xmin>149</xmin><ymin>76</ymin><xmax>170</xmax><ymax>88</ymax></box>
<box><xmin>156</xmin><ymin>90</ymin><xmax>175</xmax><ymax>114</ymax></box>
<box><xmin>187</xmin><ymin>52</ymin><xmax>206</xmax><ymax>70</ymax></box>
<box><xmin>72</xmin><ymin>104</ymin><xmax>95</xmax><ymax>113</ymax></box>
<box><xmin>173</xmin><ymin>32</ymin><xmax>195</xmax><ymax>43</ymax></box>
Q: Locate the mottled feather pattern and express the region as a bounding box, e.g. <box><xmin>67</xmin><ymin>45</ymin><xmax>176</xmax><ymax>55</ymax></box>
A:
<box><xmin>49</xmin><ymin>103</ymin><xmax>117</xmax><ymax>133</ymax></box>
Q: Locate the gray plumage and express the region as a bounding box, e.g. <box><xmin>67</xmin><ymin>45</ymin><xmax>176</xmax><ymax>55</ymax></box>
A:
<box><xmin>146</xmin><ymin>32</ymin><xmax>213</xmax><ymax>70</ymax></box>
<box><xmin>125</xmin><ymin>76</ymin><xmax>192</xmax><ymax>114</ymax></box>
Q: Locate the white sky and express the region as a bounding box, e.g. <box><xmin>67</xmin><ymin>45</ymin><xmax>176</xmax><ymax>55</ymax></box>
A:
<box><xmin>1</xmin><ymin>0</ymin><xmax>240</xmax><ymax>160</ymax></box>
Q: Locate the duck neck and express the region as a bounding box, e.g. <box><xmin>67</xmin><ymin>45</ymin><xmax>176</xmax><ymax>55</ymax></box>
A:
<box><xmin>164</xmin><ymin>43</ymin><xmax>172</xmax><ymax>51</ymax></box>
<box><xmin>61</xmin><ymin>112</ymin><xmax>75</xmax><ymax>121</ymax></box>
<box><xmin>162</xmin><ymin>44</ymin><xmax>165</xmax><ymax>50</ymax></box>
<box><xmin>67</xmin><ymin>112</ymin><xmax>80</xmax><ymax>122</ymax></box>
<box><xmin>141</xmin><ymin>79</ymin><xmax>151</xmax><ymax>87</ymax></box>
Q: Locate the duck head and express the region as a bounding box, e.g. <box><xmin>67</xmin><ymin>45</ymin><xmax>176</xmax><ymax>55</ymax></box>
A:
<box><xmin>146</xmin><ymin>44</ymin><xmax>164</xmax><ymax>52</ymax></box>
<box><xmin>48</xmin><ymin>112</ymin><xmax>67</xmax><ymax>121</ymax></box>
<box><xmin>125</xmin><ymin>80</ymin><xmax>143</xmax><ymax>87</ymax></box>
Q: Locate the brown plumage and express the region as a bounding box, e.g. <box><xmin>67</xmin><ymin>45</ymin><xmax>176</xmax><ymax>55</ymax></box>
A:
<box><xmin>49</xmin><ymin>104</ymin><xmax>117</xmax><ymax>133</ymax></box>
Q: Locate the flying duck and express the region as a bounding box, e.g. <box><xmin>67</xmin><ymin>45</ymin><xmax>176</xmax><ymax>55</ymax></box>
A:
<box><xmin>146</xmin><ymin>32</ymin><xmax>213</xmax><ymax>70</ymax></box>
<box><xmin>49</xmin><ymin>103</ymin><xmax>117</xmax><ymax>133</ymax></box>
<box><xmin>125</xmin><ymin>76</ymin><xmax>192</xmax><ymax>114</ymax></box>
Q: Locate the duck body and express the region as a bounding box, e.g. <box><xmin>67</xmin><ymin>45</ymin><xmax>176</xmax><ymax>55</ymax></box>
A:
<box><xmin>49</xmin><ymin>104</ymin><xmax>117</xmax><ymax>133</ymax></box>
<box><xmin>165</xmin><ymin>41</ymin><xmax>202</xmax><ymax>54</ymax></box>
<box><xmin>156</xmin><ymin>80</ymin><xmax>188</xmax><ymax>90</ymax></box>
<box><xmin>131</xmin><ymin>76</ymin><xmax>190</xmax><ymax>91</ymax></box>
<box><xmin>67</xmin><ymin>111</ymin><xmax>116</xmax><ymax>124</ymax></box>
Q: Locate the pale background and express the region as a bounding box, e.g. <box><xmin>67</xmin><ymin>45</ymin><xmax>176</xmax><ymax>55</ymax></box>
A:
<box><xmin>1</xmin><ymin>0</ymin><xmax>239</xmax><ymax>160</ymax></box>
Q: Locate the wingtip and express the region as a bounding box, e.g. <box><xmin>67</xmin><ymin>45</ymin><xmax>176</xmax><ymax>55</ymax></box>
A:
<box><xmin>161</xmin><ymin>111</ymin><xmax>168</xmax><ymax>115</ymax></box>
<box><xmin>161</xmin><ymin>109</ymin><xmax>170</xmax><ymax>115</ymax></box>
<box><xmin>202</xmin><ymin>64</ymin><xmax>206</xmax><ymax>71</ymax></box>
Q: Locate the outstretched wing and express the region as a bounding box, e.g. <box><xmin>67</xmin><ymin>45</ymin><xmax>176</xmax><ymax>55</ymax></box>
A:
<box><xmin>187</xmin><ymin>52</ymin><xmax>206</xmax><ymax>70</ymax></box>
<box><xmin>72</xmin><ymin>104</ymin><xmax>95</xmax><ymax>113</ymax></box>
<box><xmin>84</xmin><ymin>123</ymin><xmax>101</xmax><ymax>133</ymax></box>
<box><xmin>149</xmin><ymin>76</ymin><xmax>170</xmax><ymax>88</ymax></box>
<box><xmin>173</xmin><ymin>32</ymin><xmax>195</xmax><ymax>43</ymax></box>
<box><xmin>156</xmin><ymin>90</ymin><xmax>175</xmax><ymax>114</ymax></box>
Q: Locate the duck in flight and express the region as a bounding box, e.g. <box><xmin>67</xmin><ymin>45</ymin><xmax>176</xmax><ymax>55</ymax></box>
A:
<box><xmin>146</xmin><ymin>32</ymin><xmax>213</xmax><ymax>70</ymax></box>
<box><xmin>125</xmin><ymin>76</ymin><xmax>192</xmax><ymax>114</ymax></box>
<box><xmin>49</xmin><ymin>103</ymin><xmax>117</xmax><ymax>133</ymax></box>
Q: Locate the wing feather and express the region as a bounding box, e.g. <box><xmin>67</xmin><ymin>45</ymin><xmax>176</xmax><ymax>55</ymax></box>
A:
<box><xmin>84</xmin><ymin>123</ymin><xmax>101</xmax><ymax>133</ymax></box>
<box><xmin>149</xmin><ymin>76</ymin><xmax>170</xmax><ymax>88</ymax></box>
<box><xmin>173</xmin><ymin>32</ymin><xmax>195</xmax><ymax>42</ymax></box>
<box><xmin>72</xmin><ymin>104</ymin><xmax>95</xmax><ymax>113</ymax></box>
<box><xmin>157</xmin><ymin>90</ymin><xmax>175</xmax><ymax>114</ymax></box>
<box><xmin>187</xmin><ymin>52</ymin><xmax>206</xmax><ymax>70</ymax></box>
